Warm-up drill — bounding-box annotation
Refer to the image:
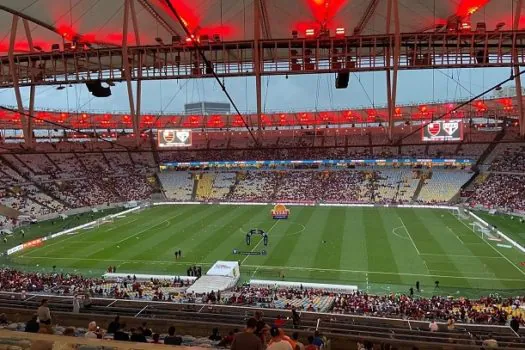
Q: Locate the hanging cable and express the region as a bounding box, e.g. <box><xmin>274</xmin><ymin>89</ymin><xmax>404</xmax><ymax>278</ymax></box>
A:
<box><xmin>162</xmin><ymin>0</ymin><xmax>258</xmax><ymax>146</ymax></box>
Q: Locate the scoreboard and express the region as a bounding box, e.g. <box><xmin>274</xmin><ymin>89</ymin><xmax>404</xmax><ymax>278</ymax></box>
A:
<box><xmin>422</xmin><ymin>120</ymin><xmax>463</xmax><ymax>142</ymax></box>
<box><xmin>157</xmin><ymin>129</ymin><xmax>192</xmax><ymax>148</ymax></box>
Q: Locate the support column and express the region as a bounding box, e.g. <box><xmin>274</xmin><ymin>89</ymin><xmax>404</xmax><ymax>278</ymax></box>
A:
<box><xmin>385</xmin><ymin>0</ymin><xmax>393</xmax><ymax>142</ymax></box>
<box><xmin>254</xmin><ymin>0</ymin><xmax>263</xmax><ymax>131</ymax></box>
<box><xmin>130</xmin><ymin>0</ymin><xmax>142</xmax><ymax>141</ymax></box>
<box><xmin>122</xmin><ymin>0</ymin><xmax>138</xmax><ymax>145</ymax></box>
<box><xmin>391</xmin><ymin>0</ymin><xmax>400</xmax><ymax>138</ymax></box>
<box><xmin>385</xmin><ymin>0</ymin><xmax>400</xmax><ymax>143</ymax></box>
<box><xmin>513</xmin><ymin>0</ymin><xmax>525</xmax><ymax>137</ymax></box>
<box><xmin>8</xmin><ymin>15</ymin><xmax>32</xmax><ymax>146</ymax></box>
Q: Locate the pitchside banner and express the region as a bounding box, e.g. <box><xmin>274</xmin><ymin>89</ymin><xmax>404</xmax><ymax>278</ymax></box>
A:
<box><xmin>157</xmin><ymin>129</ymin><xmax>192</xmax><ymax>148</ymax></box>
<box><xmin>422</xmin><ymin>120</ymin><xmax>463</xmax><ymax>142</ymax></box>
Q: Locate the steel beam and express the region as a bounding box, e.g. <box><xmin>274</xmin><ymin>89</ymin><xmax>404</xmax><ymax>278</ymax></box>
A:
<box><xmin>2</xmin><ymin>31</ymin><xmax>525</xmax><ymax>88</ymax></box>
<box><xmin>122</xmin><ymin>0</ymin><xmax>139</xmax><ymax>144</ymax></box>
<box><xmin>513</xmin><ymin>0</ymin><xmax>525</xmax><ymax>138</ymax></box>
<box><xmin>391</xmin><ymin>0</ymin><xmax>400</xmax><ymax>142</ymax></box>
<box><xmin>354</xmin><ymin>0</ymin><xmax>381</xmax><ymax>35</ymax></box>
<box><xmin>254</xmin><ymin>0</ymin><xmax>263</xmax><ymax>130</ymax></box>
<box><xmin>7</xmin><ymin>15</ymin><xmax>31</xmax><ymax>145</ymax></box>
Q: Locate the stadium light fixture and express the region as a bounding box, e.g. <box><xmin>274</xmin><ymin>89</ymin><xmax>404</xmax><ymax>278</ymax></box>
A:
<box><xmin>335</xmin><ymin>27</ymin><xmax>345</xmax><ymax>37</ymax></box>
<box><xmin>305</xmin><ymin>28</ymin><xmax>315</xmax><ymax>37</ymax></box>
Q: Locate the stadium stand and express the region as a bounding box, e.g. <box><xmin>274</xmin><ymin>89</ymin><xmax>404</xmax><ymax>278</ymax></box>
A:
<box><xmin>417</xmin><ymin>169</ymin><xmax>474</xmax><ymax>203</ymax></box>
<box><xmin>158</xmin><ymin>171</ymin><xmax>194</xmax><ymax>201</ymax></box>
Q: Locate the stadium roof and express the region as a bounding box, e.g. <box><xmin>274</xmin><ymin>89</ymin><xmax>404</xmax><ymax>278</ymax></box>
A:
<box><xmin>0</xmin><ymin>0</ymin><xmax>521</xmax><ymax>53</ymax></box>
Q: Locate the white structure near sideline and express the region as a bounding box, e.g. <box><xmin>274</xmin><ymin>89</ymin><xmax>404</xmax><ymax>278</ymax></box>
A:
<box><xmin>186</xmin><ymin>261</ymin><xmax>240</xmax><ymax>295</ymax></box>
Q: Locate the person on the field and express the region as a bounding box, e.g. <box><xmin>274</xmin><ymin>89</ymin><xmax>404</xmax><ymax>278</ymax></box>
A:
<box><xmin>416</xmin><ymin>281</ymin><xmax>420</xmax><ymax>292</ymax></box>
<box><xmin>178</xmin><ymin>250</ymin><xmax>182</xmax><ymax>258</ymax></box>
<box><xmin>175</xmin><ymin>251</ymin><xmax>178</xmax><ymax>259</ymax></box>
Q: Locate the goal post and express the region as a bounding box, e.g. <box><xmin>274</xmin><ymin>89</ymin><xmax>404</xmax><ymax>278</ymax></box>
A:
<box><xmin>451</xmin><ymin>207</ymin><xmax>469</xmax><ymax>220</ymax></box>
<box><xmin>470</xmin><ymin>221</ymin><xmax>501</xmax><ymax>242</ymax></box>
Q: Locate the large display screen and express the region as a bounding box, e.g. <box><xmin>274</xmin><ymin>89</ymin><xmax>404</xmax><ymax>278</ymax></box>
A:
<box><xmin>157</xmin><ymin>129</ymin><xmax>192</xmax><ymax>148</ymax></box>
<box><xmin>422</xmin><ymin>120</ymin><xmax>463</xmax><ymax>142</ymax></box>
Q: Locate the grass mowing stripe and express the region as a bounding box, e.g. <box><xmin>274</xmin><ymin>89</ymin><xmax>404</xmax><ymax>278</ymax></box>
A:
<box><xmin>188</xmin><ymin>205</ymin><xmax>266</xmax><ymax>264</ymax></box>
<box><xmin>363</xmin><ymin>207</ymin><xmax>403</xmax><ymax>285</ymax></box>
<box><xmin>114</xmin><ymin>205</ymin><xmax>231</xmax><ymax>263</ymax></box>
<box><xmin>309</xmin><ymin>207</ymin><xmax>345</xmax><ymax>283</ymax></box>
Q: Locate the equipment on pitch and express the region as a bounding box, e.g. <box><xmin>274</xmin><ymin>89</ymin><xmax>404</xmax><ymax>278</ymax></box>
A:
<box><xmin>246</xmin><ymin>228</ymin><xmax>268</xmax><ymax>246</ymax></box>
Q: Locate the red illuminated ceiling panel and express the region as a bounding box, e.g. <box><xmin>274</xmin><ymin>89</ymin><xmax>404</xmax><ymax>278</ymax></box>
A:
<box><xmin>456</xmin><ymin>0</ymin><xmax>490</xmax><ymax>17</ymax></box>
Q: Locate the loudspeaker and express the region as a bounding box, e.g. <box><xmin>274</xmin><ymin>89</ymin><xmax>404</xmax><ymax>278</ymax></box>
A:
<box><xmin>85</xmin><ymin>80</ymin><xmax>112</xmax><ymax>97</ymax></box>
<box><xmin>335</xmin><ymin>71</ymin><xmax>349</xmax><ymax>89</ymax></box>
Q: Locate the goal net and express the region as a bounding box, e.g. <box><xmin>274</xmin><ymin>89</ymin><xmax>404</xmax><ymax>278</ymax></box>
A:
<box><xmin>451</xmin><ymin>207</ymin><xmax>470</xmax><ymax>220</ymax></box>
<box><xmin>95</xmin><ymin>216</ymin><xmax>114</xmax><ymax>228</ymax></box>
<box><xmin>471</xmin><ymin>221</ymin><xmax>501</xmax><ymax>242</ymax></box>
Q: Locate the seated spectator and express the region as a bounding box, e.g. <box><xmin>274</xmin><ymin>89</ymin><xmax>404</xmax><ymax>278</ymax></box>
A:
<box><xmin>267</xmin><ymin>327</ymin><xmax>293</xmax><ymax>350</ymax></box>
<box><xmin>152</xmin><ymin>333</ymin><xmax>160</xmax><ymax>344</ymax></box>
<box><xmin>130</xmin><ymin>327</ymin><xmax>147</xmax><ymax>342</ymax></box>
<box><xmin>141</xmin><ymin>322</ymin><xmax>152</xmax><ymax>337</ymax></box>
<box><xmin>163</xmin><ymin>326</ymin><xmax>182</xmax><ymax>345</ymax></box>
<box><xmin>209</xmin><ymin>327</ymin><xmax>221</xmax><ymax>341</ymax></box>
<box><xmin>114</xmin><ymin>326</ymin><xmax>130</xmax><ymax>342</ymax></box>
<box><xmin>107</xmin><ymin>316</ymin><xmax>121</xmax><ymax>334</ymax></box>
<box><xmin>25</xmin><ymin>314</ymin><xmax>39</xmax><ymax>333</ymax></box>
<box><xmin>84</xmin><ymin>321</ymin><xmax>99</xmax><ymax>339</ymax></box>
<box><xmin>304</xmin><ymin>336</ymin><xmax>318</xmax><ymax>350</ymax></box>
<box><xmin>37</xmin><ymin>299</ymin><xmax>51</xmax><ymax>325</ymax></box>
<box><xmin>482</xmin><ymin>334</ymin><xmax>498</xmax><ymax>348</ymax></box>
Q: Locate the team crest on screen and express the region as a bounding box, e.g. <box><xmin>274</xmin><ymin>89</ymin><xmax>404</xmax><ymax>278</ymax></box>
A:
<box><xmin>176</xmin><ymin>130</ymin><xmax>190</xmax><ymax>143</ymax></box>
<box><xmin>443</xmin><ymin>122</ymin><xmax>458</xmax><ymax>135</ymax></box>
<box><xmin>162</xmin><ymin>130</ymin><xmax>175</xmax><ymax>143</ymax></box>
<box><xmin>427</xmin><ymin>122</ymin><xmax>441</xmax><ymax>136</ymax></box>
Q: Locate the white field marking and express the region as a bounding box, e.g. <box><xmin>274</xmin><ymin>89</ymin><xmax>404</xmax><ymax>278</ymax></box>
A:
<box><xmin>14</xmin><ymin>255</ymin><xmax>524</xmax><ymax>282</ymax></box>
<box><xmin>241</xmin><ymin>219</ymin><xmax>280</xmax><ymax>267</ymax></box>
<box><xmin>398</xmin><ymin>216</ymin><xmax>421</xmax><ymax>255</ymax></box>
<box><xmin>419</xmin><ymin>253</ymin><xmax>505</xmax><ymax>259</ymax></box>
<box><xmin>446</xmin><ymin>226</ymin><xmax>464</xmax><ymax>244</ymax></box>
<box><xmin>391</xmin><ymin>226</ymin><xmax>410</xmax><ymax>240</ymax></box>
<box><xmin>451</xmin><ymin>214</ymin><xmax>525</xmax><ymax>277</ymax></box>
<box><xmin>104</xmin><ymin>218</ymin><xmax>138</xmax><ymax>232</ymax></box>
<box><xmin>423</xmin><ymin>260</ymin><xmax>430</xmax><ymax>273</ymax></box>
<box><xmin>115</xmin><ymin>213</ymin><xmax>180</xmax><ymax>244</ymax></box>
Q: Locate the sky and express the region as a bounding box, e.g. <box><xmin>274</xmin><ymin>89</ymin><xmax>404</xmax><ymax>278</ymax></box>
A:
<box><xmin>0</xmin><ymin>67</ymin><xmax>516</xmax><ymax>115</ymax></box>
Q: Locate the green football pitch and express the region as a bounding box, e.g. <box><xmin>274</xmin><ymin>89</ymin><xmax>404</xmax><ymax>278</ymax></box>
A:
<box><xmin>5</xmin><ymin>205</ymin><xmax>525</xmax><ymax>298</ymax></box>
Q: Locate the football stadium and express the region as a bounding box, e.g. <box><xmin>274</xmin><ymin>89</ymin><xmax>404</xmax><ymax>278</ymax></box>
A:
<box><xmin>0</xmin><ymin>0</ymin><xmax>524</xmax><ymax>349</ymax></box>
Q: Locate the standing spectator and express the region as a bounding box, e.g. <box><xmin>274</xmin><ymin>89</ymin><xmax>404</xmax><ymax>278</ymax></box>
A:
<box><xmin>292</xmin><ymin>307</ymin><xmax>301</xmax><ymax>328</ymax></box>
<box><xmin>163</xmin><ymin>326</ymin><xmax>182</xmax><ymax>345</ymax></box>
<box><xmin>72</xmin><ymin>295</ymin><xmax>80</xmax><ymax>314</ymax></box>
<box><xmin>37</xmin><ymin>299</ymin><xmax>51</xmax><ymax>325</ymax></box>
<box><xmin>312</xmin><ymin>331</ymin><xmax>324</xmax><ymax>348</ymax></box>
<box><xmin>510</xmin><ymin>317</ymin><xmax>520</xmax><ymax>333</ymax></box>
<box><xmin>231</xmin><ymin>318</ymin><xmax>263</xmax><ymax>350</ymax></box>
<box><xmin>267</xmin><ymin>327</ymin><xmax>293</xmax><ymax>350</ymax></box>
<box><xmin>429</xmin><ymin>319</ymin><xmax>439</xmax><ymax>332</ymax></box>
